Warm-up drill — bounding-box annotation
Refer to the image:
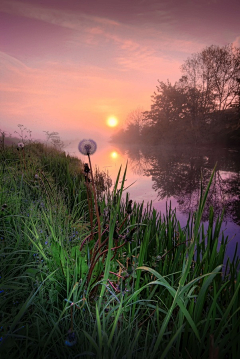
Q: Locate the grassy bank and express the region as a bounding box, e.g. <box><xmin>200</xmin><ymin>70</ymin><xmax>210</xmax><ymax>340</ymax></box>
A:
<box><xmin>0</xmin><ymin>142</ymin><xmax>239</xmax><ymax>359</ymax></box>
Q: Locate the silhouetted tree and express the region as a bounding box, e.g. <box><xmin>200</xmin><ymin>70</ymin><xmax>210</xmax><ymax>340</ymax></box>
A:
<box><xmin>112</xmin><ymin>44</ymin><xmax>240</xmax><ymax>146</ymax></box>
<box><xmin>142</xmin><ymin>80</ymin><xmax>199</xmax><ymax>142</ymax></box>
<box><xmin>176</xmin><ymin>76</ymin><xmax>214</xmax><ymax>130</ymax></box>
<box><xmin>181</xmin><ymin>44</ymin><xmax>240</xmax><ymax>111</ymax></box>
<box><xmin>124</xmin><ymin>108</ymin><xmax>144</xmax><ymax>142</ymax></box>
<box><xmin>143</xmin><ymin>80</ymin><xmax>186</xmax><ymax>125</ymax></box>
<box><xmin>111</xmin><ymin>108</ymin><xmax>144</xmax><ymax>143</ymax></box>
<box><xmin>231</xmin><ymin>78</ymin><xmax>240</xmax><ymax>123</ymax></box>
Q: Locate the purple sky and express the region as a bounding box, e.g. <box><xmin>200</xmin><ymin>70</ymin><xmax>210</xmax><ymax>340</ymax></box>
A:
<box><xmin>1</xmin><ymin>0</ymin><xmax>240</xmax><ymax>141</ymax></box>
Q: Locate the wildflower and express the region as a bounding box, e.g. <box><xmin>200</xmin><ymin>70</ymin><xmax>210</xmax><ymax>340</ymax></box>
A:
<box><xmin>17</xmin><ymin>142</ymin><xmax>24</xmax><ymax>149</ymax></box>
<box><xmin>78</xmin><ymin>139</ymin><xmax>97</xmax><ymax>156</ymax></box>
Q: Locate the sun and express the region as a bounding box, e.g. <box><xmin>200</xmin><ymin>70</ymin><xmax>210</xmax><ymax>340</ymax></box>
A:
<box><xmin>110</xmin><ymin>151</ymin><xmax>118</xmax><ymax>159</ymax></box>
<box><xmin>107</xmin><ymin>116</ymin><xmax>118</xmax><ymax>127</ymax></box>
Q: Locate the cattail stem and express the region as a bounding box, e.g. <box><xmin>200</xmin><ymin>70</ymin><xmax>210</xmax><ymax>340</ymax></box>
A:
<box><xmin>86</xmin><ymin>176</ymin><xmax>94</xmax><ymax>242</ymax></box>
<box><xmin>87</xmin><ymin>235</ymin><xmax>109</xmax><ymax>284</ymax></box>
<box><xmin>88</xmin><ymin>154</ymin><xmax>101</xmax><ymax>246</ymax></box>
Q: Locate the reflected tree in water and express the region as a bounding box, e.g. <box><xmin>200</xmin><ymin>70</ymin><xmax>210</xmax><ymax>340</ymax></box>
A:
<box><xmin>125</xmin><ymin>146</ymin><xmax>151</xmax><ymax>176</ymax></box>
<box><xmin>124</xmin><ymin>145</ymin><xmax>240</xmax><ymax>225</ymax></box>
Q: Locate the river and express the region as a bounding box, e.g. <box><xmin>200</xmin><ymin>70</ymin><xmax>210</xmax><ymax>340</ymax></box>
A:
<box><xmin>66</xmin><ymin>140</ymin><xmax>240</xmax><ymax>263</ymax></box>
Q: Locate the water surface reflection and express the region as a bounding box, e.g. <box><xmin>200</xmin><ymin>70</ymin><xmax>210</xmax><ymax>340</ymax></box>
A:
<box><xmin>123</xmin><ymin>144</ymin><xmax>240</xmax><ymax>225</ymax></box>
<box><xmin>66</xmin><ymin>141</ymin><xmax>240</xmax><ymax>260</ymax></box>
<box><xmin>115</xmin><ymin>144</ymin><xmax>240</xmax><ymax>261</ymax></box>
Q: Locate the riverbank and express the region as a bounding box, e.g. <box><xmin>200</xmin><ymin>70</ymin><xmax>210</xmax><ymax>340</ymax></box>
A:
<box><xmin>0</xmin><ymin>142</ymin><xmax>239</xmax><ymax>358</ymax></box>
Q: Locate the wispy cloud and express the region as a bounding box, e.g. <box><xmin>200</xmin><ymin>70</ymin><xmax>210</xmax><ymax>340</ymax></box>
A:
<box><xmin>0</xmin><ymin>0</ymin><xmax>207</xmax><ymax>74</ymax></box>
<box><xmin>0</xmin><ymin>0</ymin><xmax>120</xmax><ymax>31</ymax></box>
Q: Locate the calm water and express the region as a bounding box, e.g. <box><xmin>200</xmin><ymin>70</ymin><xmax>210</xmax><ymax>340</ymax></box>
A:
<box><xmin>66</xmin><ymin>141</ymin><xmax>240</xmax><ymax>262</ymax></box>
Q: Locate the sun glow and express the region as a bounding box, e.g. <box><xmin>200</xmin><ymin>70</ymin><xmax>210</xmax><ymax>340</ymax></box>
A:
<box><xmin>107</xmin><ymin>116</ymin><xmax>118</xmax><ymax>127</ymax></box>
<box><xmin>110</xmin><ymin>151</ymin><xmax>118</xmax><ymax>159</ymax></box>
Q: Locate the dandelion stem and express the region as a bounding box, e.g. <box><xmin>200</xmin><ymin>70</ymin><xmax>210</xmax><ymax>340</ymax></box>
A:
<box><xmin>86</xmin><ymin>176</ymin><xmax>94</xmax><ymax>242</ymax></box>
<box><xmin>88</xmin><ymin>154</ymin><xmax>101</xmax><ymax>246</ymax></box>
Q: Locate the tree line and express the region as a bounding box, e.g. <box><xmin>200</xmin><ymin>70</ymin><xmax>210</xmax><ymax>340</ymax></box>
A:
<box><xmin>112</xmin><ymin>44</ymin><xmax>240</xmax><ymax>146</ymax></box>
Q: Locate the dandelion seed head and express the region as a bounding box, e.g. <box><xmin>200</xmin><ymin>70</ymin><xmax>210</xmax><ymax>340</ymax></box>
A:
<box><xmin>78</xmin><ymin>139</ymin><xmax>97</xmax><ymax>155</ymax></box>
<box><xmin>17</xmin><ymin>142</ymin><xmax>24</xmax><ymax>149</ymax></box>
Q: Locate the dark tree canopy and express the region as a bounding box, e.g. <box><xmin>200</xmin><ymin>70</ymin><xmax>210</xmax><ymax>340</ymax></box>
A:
<box><xmin>111</xmin><ymin>43</ymin><xmax>240</xmax><ymax>146</ymax></box>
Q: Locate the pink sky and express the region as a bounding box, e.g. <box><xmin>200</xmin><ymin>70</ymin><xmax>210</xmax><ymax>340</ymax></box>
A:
<box><xmin>1</xmin><ymin>0</ymin><xmax>240</xmax><ymax>142</ymax></box>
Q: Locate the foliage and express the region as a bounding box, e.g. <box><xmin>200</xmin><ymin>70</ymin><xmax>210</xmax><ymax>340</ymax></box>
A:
<box><xmin>181</xmin><ymin>44</ymin><xmax>240</xmax><ymax>111</ymax></box>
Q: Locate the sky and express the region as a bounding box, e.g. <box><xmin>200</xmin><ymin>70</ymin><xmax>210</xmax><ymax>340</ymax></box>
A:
<box><xmin>1</xmin><ymin>0</ymin><xmax>240</xmax><ymax>143</ymax></box>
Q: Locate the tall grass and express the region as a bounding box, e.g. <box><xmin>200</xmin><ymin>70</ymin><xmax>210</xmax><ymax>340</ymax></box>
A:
<box><xmin>0</xmin><ymin>141</ymin><xmax>239</xmax><ymax>358</ymax></box>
